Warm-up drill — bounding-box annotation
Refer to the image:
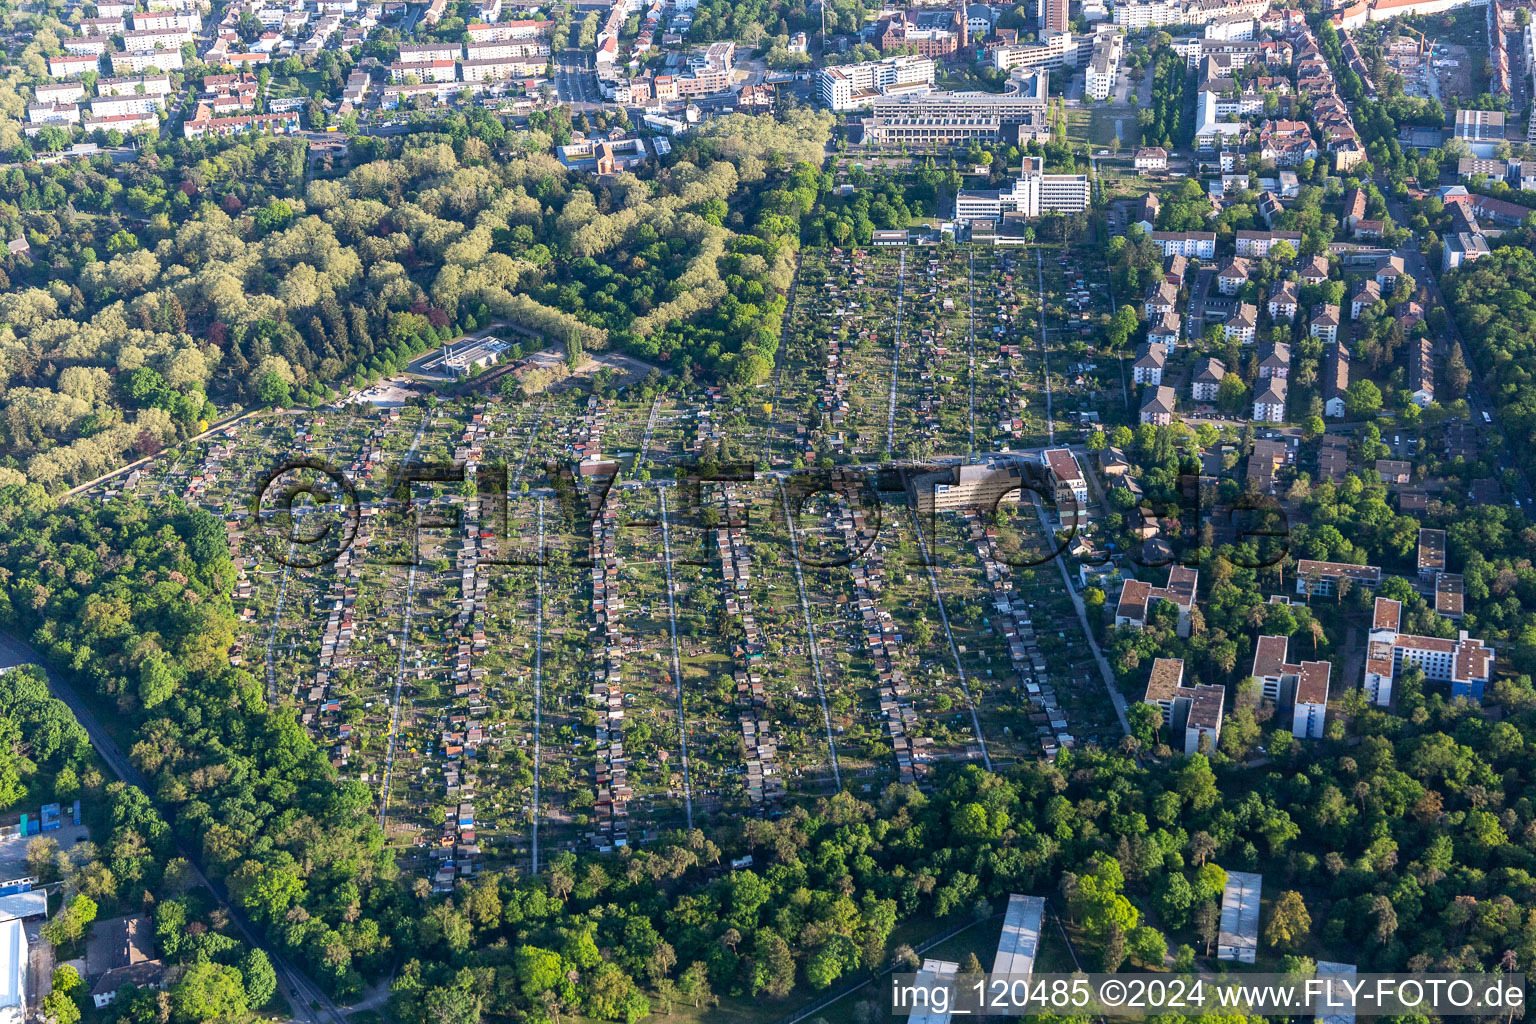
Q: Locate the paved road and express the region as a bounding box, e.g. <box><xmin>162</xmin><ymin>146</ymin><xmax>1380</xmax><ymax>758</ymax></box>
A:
<box><xmin>0</xmin><ymin>633</ymin><xmax>346</xmax><ymax>1024</ymax></box>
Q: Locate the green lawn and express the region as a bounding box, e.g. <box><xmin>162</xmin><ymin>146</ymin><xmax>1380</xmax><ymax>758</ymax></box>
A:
<box><xmin>266</xmin><ymin>71</ymin><xmax>322</xmax><ymax>101</ymax></box>
<box><xmin>1065</xmin><ymin>105</ymin><xmax>1140</xmax><ymax>153</ymax></box>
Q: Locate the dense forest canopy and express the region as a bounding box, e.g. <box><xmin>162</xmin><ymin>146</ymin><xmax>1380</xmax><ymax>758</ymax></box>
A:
<box><xmin>0</xmin><ymin>111</ymin><xmax>832</xmax><ymax>493</ymax></box>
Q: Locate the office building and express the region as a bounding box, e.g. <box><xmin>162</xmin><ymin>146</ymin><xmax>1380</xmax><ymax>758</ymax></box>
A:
<box><xmin>953</xmin><ymin>156</ymin><xmax>1090</xmax><ymax>222</ymax></box>
<box><xmin>817</xmin><ymin>55</ymin><xmax>936</xmax><ymax>110</ymax></box>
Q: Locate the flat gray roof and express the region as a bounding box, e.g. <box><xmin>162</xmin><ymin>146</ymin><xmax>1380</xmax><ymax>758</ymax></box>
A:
<box><xmin>1218</xmin><ymin>870</ymin><xmax>1262</xmax><ymax>952</ymax></box>
<box><xmin>1316</xmin><ymin>961</ymin><xmax>1357</xmax><ymax>1024</ymax></box>
<box><xmin>910</xmin><ymin>958</ymin><xmax>959</xmax><ymax>1024</ymax></box>
<box><xmin>992</xmin><ymin>894</ymin><xmax>1045</xmax><ymax>978</ymax></box>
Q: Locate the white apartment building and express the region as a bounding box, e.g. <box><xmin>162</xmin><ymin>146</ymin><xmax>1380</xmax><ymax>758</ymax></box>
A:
<box><xmin>132</xmin><ymin>9</ymin><xmax>201</xmax><ymax>31</ymax></box>
<box><xmin>817</xmin><ymin>55</ymin><xmax>936</xmax><ymax>110</ymax></box>
<box><xmin>34</xmin><ymin>82</ymin><xmax>86</xmax><ymax>104</ymax></box>
<box><xmin>954</xmin><ymin>156</ymin><xmax>1090</xmax><ymax>222</ymax></box>
<box><xmin>50</xmin><ymin>53</ymin><xmax>102</xmax><ymax>76</ymax></box>
<box><xmin>122</xmin><ymin>26</ymin><xmax>187</xmax><ymax>51</ymax></box>
<box><xmin>91</xmin><ymin>93</ymin><xmax>163</xmax><ymax>117</ymax></box>
<box><xmin>1365</xmin><ymin>597</ymin><xmax>1494</xmax><ymax>705</ymax></box>
<box><xmin>460</xmin><ymin>57</ymin><xmax>543</xmax><ymax>80</ymax></box>
<box><xmin>399</xmin><ymin>41</ymin><xmax>460</xmax><ymax>63</ymax></box>
<box><xmin>464</xmin><ymin>40</ymin><xmax>547</xmax><ymax>61</ymax></box>
<box><xmin>1084</xmin><ymin>32</ymin><xmax>1122</xmax><ymax>100</ymax></box>
<box><xmin>1148</xmin><ymin>231</ymin><xmax>1216</xmax><ymax>258</ymax></box>
<box><xmin>1142</xmin><ymin>659</ymin><xmax>1227</xmax><ymax>755</ymax></box>
<box><xmin>111</xmin><ymin>49</ymin><xmax>183</xmax><ymax>72</ymax></box>
<box><xmin>63</xmin><ymin>36</ymin><xmax>111</xmax><ymax>55</ymax></box>
<box><xmin>390</xmin><ymin>60</ymin><xmax>458</xmax><ymax>83</ymax></box>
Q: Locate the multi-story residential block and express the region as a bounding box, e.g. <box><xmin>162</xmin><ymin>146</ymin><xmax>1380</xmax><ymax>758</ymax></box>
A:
<box><xmin>1350</xmin><ymin>278</ymin><xmax>1380</xmax><ymax>319</ymax></box>
<box><xmin>390</xmin><ymin>60</ymin><xmax>458</xmax><ymax>83</ymax></box>
<box><xmin>1267</xmin><ymin>279</ymin><xmax>1299</xmax><ymax>320</ymax></box>
<box><xmin>1216</xmin><ymin>256</ymin><xmax>1250</xmax><ymax>294</ymax></box>
<box><xmin>1235</xmin><ymin>229</ymin><xmax>1303</xmax><ymax>257</ymax></box>
<box><xmin>1310</xmin><ymin>304</ymin><xmax>1341</xmax><ymax>343</ymax></box>
<box><xmin>1191</xmin><ymin>357</ymin><xmax>1225</xmax><ymax>402</ymax></box>
<box><xmin>1148</xmin><ymin>312</ymin><xmax>1181</xmax><ymax>348</ymax></box>
<box><xmin>1149</xmin><ymin>231</ymin><xmax>1216</xmax><ymax>258</ymax></box>
<box><xmin>1250</xmin><ymin>634</ymin><xmax>1332</xmax><ymax>737</ymax></box>
<box><xmin>1223</xmin><ymin>303</ymin><xmax>1257</xmax><ymax>343</ymax></box>
<box><xmin>1258</xmin><ymin>341</ymin><xmax>1290</xmax><ymax>379</ymax></box>
<box><xmin>1142</xmin><ymin>658</ymin><xmax>1227</xmax><ymax>755</ymax></box>
<box><xmin>1139</xmin><ymin>384</ymin><xmax>1176</xmax><ymax>426</ymax></box>
<box><xmin>49</xmin><ymin>53</ymin><xmax>101</xmax><ymax>77</ymax></box>
<box><xmin>1323</xmin><ymin>344</ymin><xmax>1349</xmax><ymax>417</ymax></box>
<box><xmin>111</xmin><ymin>48</ymin><xmax>183</xmax><ymax>73</ymax></box>
<box><xmin>1253</xmin><ymin>376</ymin><xmax>1287</xmax><ymax>422</ymax></box>
<box><xmin>1044</xmin><ymin>447</ymin><xmax>1089</xmax><ymax>525</ymax></box>
<box><xmin>1296</xmin><ymin>559</ymin><xmax>1381</xmax><ymax>597</ymax></box>
<box><xmin>1116</xmin><ymin>565</ymin><xmax>1199</xmax><ymax>637</ymax></box>
<box><xmin>1133</xmin><ymin>343</ymin><xmax>1166</xmax><ymax>385</ymax></box>
<box><xmin>1365</xmin><ymin>597</ymin><xmax>1493</xmax><ymax>704</ymax></box>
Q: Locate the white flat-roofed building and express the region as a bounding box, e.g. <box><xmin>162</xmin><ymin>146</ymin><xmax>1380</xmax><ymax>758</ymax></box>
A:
<box><xmin>993</xmin><ymin>895</ymin><xmax>1045</xmax><ymax>978</ymax></box>
<box><xmin>1084</xmin><ymin>31</ymin><xmax>1122</xmax><ymax>100</ymax></box>
<box><xmin>954</xmin><ymin>156</ymin><xmax>1089</xmax><ymax>221</ymax></box>
<box><xmin>1316</xmin><ymin>962</ymin><xmax>1358</xmax><ymax>1024</ymax></box>
<box><xmin>1217</xmin><ymin>870</ymin><xmax>1261</xmax><ymax>963</ymax></box>
<box><xmin>992</xmin><ymin>30</ymin><xmax>1077</xmax><ymax>71</ymax></box>
<box><xmin>1296</xmin><ymin>559</ymin><xmax>1380</xmax><ymax>597</ymax></box>
<box><xmin>910</xmin><ymin>959</ymin><xmax>959</xmax><ymax>1024</ymax></box>
<box><xmin>0</xmin><ymin>917</ymin><xmax>24</xmax><ymax>1024</ymax></box>
<box><xmin>818</xmin><ymin>55</ymin><xmax>936</xmax><ymax>110</ymax></box>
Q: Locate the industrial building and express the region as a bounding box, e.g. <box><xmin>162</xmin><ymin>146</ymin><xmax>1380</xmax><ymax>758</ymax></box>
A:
<box><xmin>992</xmin><ymin>894</ymin><xmax>1045</xmax><ymax>978</ymax></box>
<box><xmin>1217</xmin><ymin>870</ymin><xmax>1262</xmax><ymax>963</ymax></box>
